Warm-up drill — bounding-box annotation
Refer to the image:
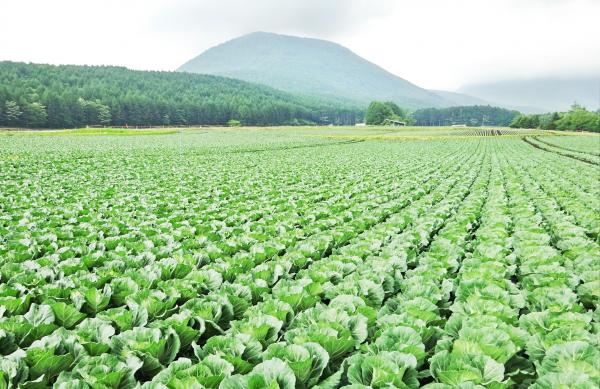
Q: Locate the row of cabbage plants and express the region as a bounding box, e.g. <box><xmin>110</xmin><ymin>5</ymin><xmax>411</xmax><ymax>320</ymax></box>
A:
<box><xmin>0</xmin><ymin>137</ymin><xmax>477</xmax><ymax>386</ymax></box>
<box><xmin>427</xmin><ymin>157</ymin><xmax>528</xmax><ymax>388</ymax></box>
<box><xmin>512</xmin><ymin>140</ymin><xmax>599</xmax><ymax>239</ymax></box>
<box><xmin>322</xmin><ymin>152</ymin><xmax>492</xmax><ymax>388</ymax></box>
<box><xmin>514</xmin><ymin>167</ymin><xmax>599</xmax><ymax>308</ymax></box>
<box><xmin>129</xmin><ymin>145</ymin><xmax>486</xmax><ymax>387</ymax></box>
<box><xmin>499</xmin><ymin>148</ymin><xmax>599</xmax><ymax>388</ymax></box>
<box><xmin>539</xmin><ymin>136</ymin><xmax>600</xmax><ymax>157</ymax></box>
<box><xmin>1</xmin><ymin>135</ymin><xmax>598</xmax><ymax>388</ymax></box>
<box><xmin>527</xmin><ymin>137</ymin><xmax>600</xmax><ymax>164</ymax></box>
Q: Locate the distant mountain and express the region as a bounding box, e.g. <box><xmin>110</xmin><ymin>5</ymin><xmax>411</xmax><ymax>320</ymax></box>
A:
<box><xmin>459</xmin><ymin>77</ymin><xmax>600</xmax><ymax>113</ymax></box>
<box><xmin>179</xmin><ymin>32</ymin><xmax>449</xmax><ymax>109</ymax></box>
<box><xmin>433</xmin><ymin>90</ymin><xmax>542</xmax><ymax>114</ymax></box>
<box><xmin>429</xmin><ymin>90</ymin><xmax>491</xmax><ymax>106</ymax></box>
<box><xmin>429</xmin><ymin>90</ymin><xmax>539</xmax><ymax>113</ymax></box>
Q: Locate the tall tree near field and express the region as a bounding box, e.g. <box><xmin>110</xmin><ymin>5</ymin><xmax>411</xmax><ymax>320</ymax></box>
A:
<box><xmin>539</xmin><ymin>112</ymin><xmax>561</xmax><ymax>130</ymax></box>
<box><xmin>383</xmin><ymin>101</ymin><xmax>405</xmax><ymax>118</ymax></box>
<box><xmin>3</xmin><ymin>100</ymin><xmax>22</xmax><ymax>126</ymax></box>
<box><xmin>365</xmin><ymin>101</ymin><xmax>393</xmax><ymax>125</ymax></box>
<box><xmin>97</xmin><ymin>104</ymin><xmax>112</xmax><ymax>126</ymax></box>
<box><xmin>365</xmin><ymin>101</ymin><xmax>411</xmax><ymax>125</ymax></box>
<box><xmin>556</xmin><ymin>104</ymin><xmax>600</xmax><ymax>131</ymax></box>
<box><xmin>383</xmin><ymin>101</ymin><xmax>412</xmax><ymax>123</ymax></box>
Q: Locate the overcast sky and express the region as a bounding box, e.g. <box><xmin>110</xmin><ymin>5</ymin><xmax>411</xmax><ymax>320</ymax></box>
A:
<box><xmin>1</xmin><ymin>0</ymin><xmax>599</xmax><ymax>90</ymax></box>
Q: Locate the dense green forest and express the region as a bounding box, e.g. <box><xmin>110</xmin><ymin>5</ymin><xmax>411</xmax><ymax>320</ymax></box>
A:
<box><xmin>411</xmin><ymin>105</ymin><xmax>520</xmax><ymax>126</ymax></box>
<box><xmin>509</xmin><ymin>104</ymin><xmax>600</xmax><ymax>132</ymax></box>
<box><xmin>0</xmin><ymin>61</ymin><xmax>362</xmax><ymax>128</ymax></box>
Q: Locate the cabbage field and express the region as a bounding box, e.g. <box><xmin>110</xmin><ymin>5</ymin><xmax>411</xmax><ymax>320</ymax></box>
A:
<box><xmin>0</xmin><ymin>128</ymin><xmax>598</xmax><ymax>388</ymax></box>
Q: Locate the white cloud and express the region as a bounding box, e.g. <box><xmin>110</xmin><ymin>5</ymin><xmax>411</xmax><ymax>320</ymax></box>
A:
<box><xmin>0</xmin><ymin>0</ymin><xmax>598</xmax><ymax>90</ymax></box>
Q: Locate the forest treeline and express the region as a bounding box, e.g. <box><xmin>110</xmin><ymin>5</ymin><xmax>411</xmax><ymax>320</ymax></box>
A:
<box><xmin>509</xmin><ymin>104</ymin><xmax>600</xmax><ymax>132</ymax></box>
<box><xmin>0</xmin><ymin>61</ymin><xmax>362</xmax><ymax>128</ymax></box>
<box><xmin>364</xmin><ymin>103</ymin><xmax>521</xmax><ymax>127</ymax></box>
<box><xmin>365</xmin><ymin>102</ymin><xmax>600</xmax><ymax>132</ymax></box>
<box><xmin>4</xmin><ymin>61</ymin><xmax>596</xmax><ymax>131</ymax></box>
<box><xmin>410</xmin><ymin>105</ymin><xmax>521</xmax><ymax>127</ymax></box>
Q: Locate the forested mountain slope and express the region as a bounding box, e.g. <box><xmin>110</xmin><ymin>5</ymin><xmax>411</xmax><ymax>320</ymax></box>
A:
<box><xmin>0</xmin><ymin>61</ymin><xmax>361</xmax><ymax>128</ymax></box>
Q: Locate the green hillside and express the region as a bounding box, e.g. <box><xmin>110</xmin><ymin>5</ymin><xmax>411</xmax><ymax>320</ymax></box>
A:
<box><xmin>0</xmin><ymin>61</ymin><xmax>362</xmax><ymax>128</ymax></box>
<box><xmin>179</xmin><ymin>32</ymin><xmax>449</xmax><ymax>109</ymax></box>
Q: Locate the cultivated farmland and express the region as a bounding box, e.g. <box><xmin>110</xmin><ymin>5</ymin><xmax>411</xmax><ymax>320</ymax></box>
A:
<box><xmin>0</xmin><ymin>127</ymin><xmax>598</xmax><ymax>388</ymax></box>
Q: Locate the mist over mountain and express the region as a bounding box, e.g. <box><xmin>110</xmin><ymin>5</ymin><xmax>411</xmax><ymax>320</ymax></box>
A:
<box><xmin>179</xmin><ymin>32</ymin><xmax>451</xmax><ymax>109</ymax></box>
<box><xmin>428</xmin><ymin>90</ymin><xmax>490</xmax><ymax>107</ymax></box>
<box><xmin>459</xmin><ymin>77</ymin><xmax>600</xmax><ymax>113</ymax></box>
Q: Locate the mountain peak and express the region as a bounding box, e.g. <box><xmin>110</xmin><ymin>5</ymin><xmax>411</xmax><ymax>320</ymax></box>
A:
<box><xmin>236</xmin><ymin>31</ymin><xmax>344</xmax><ymax>45</ymax></box>
<box><xmin>178</xmin><ymin>32</ymin><xmax>447</xmax><ymax>109</ymax></box>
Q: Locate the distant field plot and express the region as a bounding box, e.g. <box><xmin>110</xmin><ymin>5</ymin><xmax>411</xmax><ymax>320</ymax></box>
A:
<box><xmin>286</xmin><ymin>126</ymin><xmax>550</xmax><ymax>140</ymax></box>
<box><xmin>0</xmin><ymin>128</ymin><xmax>598</xmax><ymax>388</ymax></box>
<box><xmin>524</xmin><ymin>135</ymin><xmax>600</xmax><ymax>165</ymax></box>
<box><xmin>535</xmin><ymin>134</ymin><xmax>600</xmax><ymax>156</ymax></box>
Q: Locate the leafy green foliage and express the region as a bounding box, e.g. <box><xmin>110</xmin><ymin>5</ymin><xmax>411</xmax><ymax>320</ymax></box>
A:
<box><xmin>365</xmin><ymin>101</ymin><xmax>411</xmax><ymax>125</ymax></box>
<box><xmin>510</xmin><ymin>104</ymin><xmax>600</xmax><ymax>132</ymax></box>
<box><xmin>0</xmin><ymin>129</ymin><xmax>597</xmax><ymax>388</ymax></box>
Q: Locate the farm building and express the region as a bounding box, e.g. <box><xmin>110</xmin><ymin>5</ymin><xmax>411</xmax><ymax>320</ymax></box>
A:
<box><xmin>383</xmin><ymin>119</ymin><xmax>406</xmax><ymax>126</ymax></box>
